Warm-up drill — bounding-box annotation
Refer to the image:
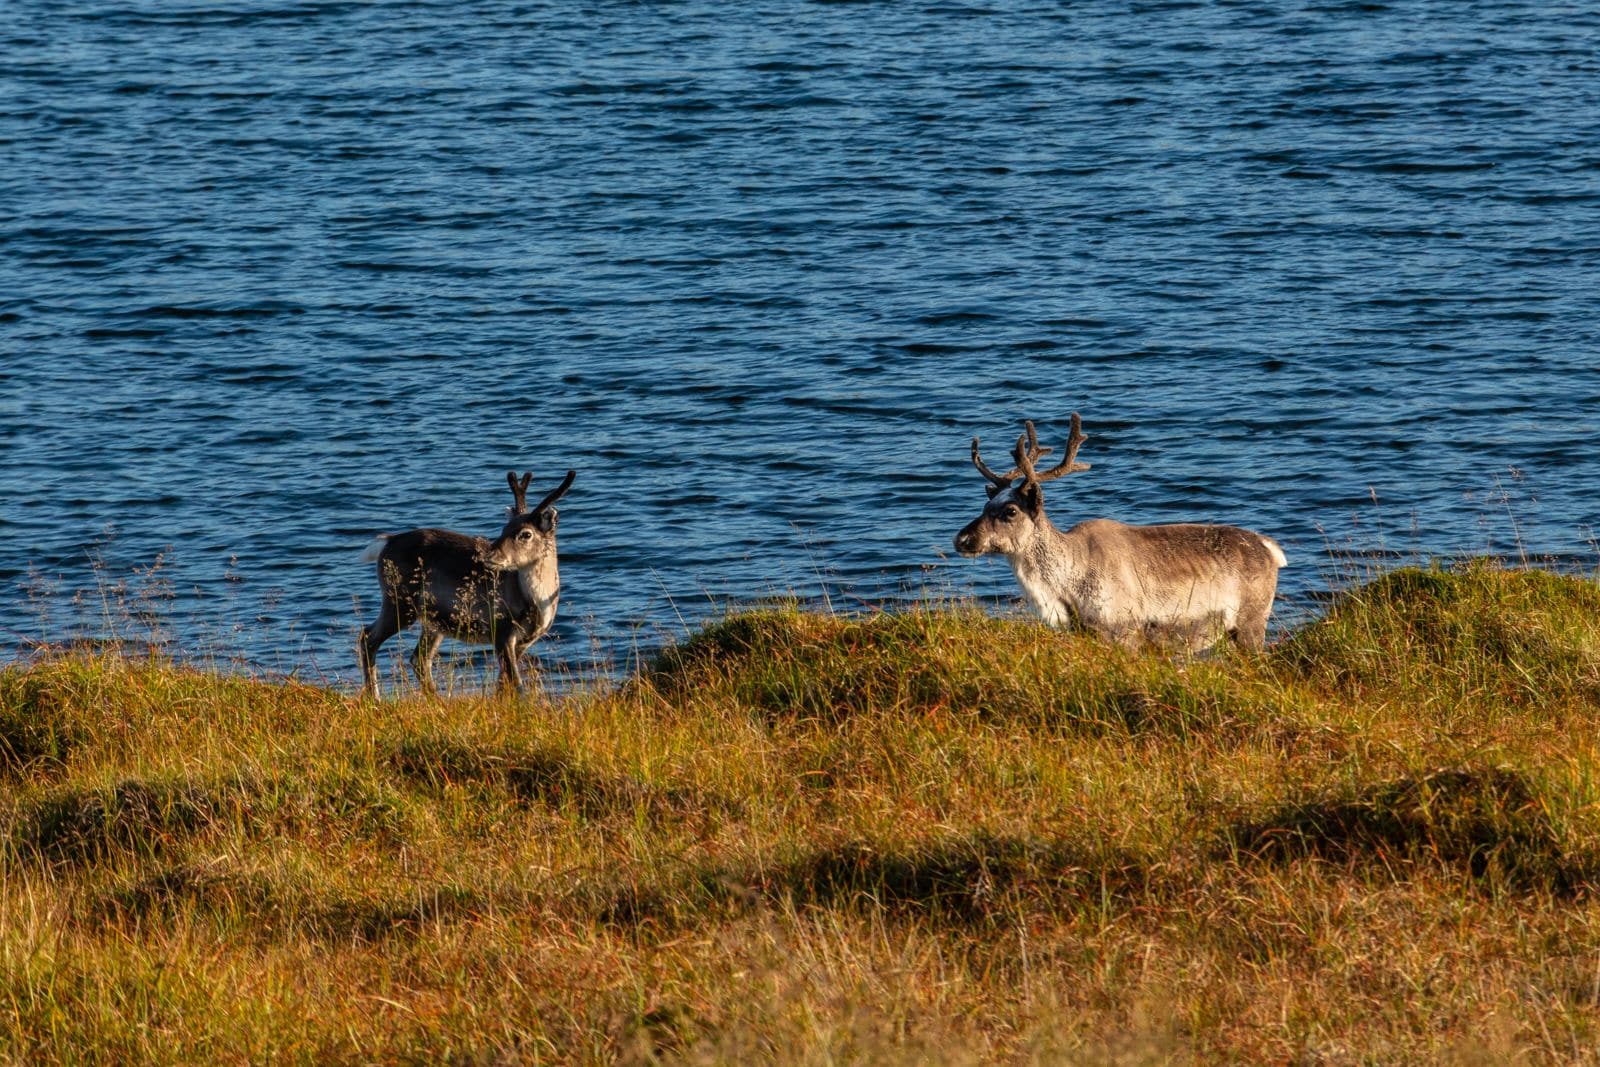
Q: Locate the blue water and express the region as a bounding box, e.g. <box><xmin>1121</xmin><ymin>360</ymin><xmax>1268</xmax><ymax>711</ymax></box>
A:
<box><xmin>4</xmin><ymin>1</ymin><xmax>1599</xmax><ymax>685</ymax></box>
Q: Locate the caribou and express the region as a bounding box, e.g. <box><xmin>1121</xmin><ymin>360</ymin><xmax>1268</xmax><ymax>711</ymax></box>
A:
<box><xmin>357</xmin><ymin>469</ymin><xmax>574</xmax><ymax>698</ymax></box>
<box><xmin>954</xmin><ymin>415</ymin><xmax>1286</xmax><ymax>651</ymax></box>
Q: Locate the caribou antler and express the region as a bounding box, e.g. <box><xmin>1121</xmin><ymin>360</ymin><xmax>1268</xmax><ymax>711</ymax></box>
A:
<box><xmin>972</xmin><ymin>421</ymin><xmax>1054</xmax><ymax>487</ymax></box>
<box><xmin>531</xmin><ymin>469</ymin><xmax>576</xmax><ymax>514</ymax></box>
<box><xmin>506</xmin><ymin>470</ymin><xmax>534</xmax><ymax>514</ymax></box>
<box><xmin>1013</xmin><ymin>413</ymin><xmax>1090</xmax><ymax>488</ymax></box>
<box><xmin>971</xmin><ymin>435</ymin><xmax>1016</xmax><ymax>486</ymax></box>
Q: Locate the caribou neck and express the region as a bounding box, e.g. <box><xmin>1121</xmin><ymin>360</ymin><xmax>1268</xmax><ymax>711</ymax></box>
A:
<box><xmin>502</xmin><ymin>553</ymin><xmax>559</xmax><ymax>622</ymax></box>
<box><xmin>1006</xmin><ymin>510</ymin><xmax>1084</xmax><ymax>626</ymax></box>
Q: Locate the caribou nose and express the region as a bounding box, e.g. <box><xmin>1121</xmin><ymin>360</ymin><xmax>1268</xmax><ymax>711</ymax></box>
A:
<box><xmin>954</xmin><ymin>530</ymin><xmax>978</xmax><ymax>556</ymax></box>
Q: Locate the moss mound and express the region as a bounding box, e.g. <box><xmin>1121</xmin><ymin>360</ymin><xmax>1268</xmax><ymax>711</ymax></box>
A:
<box><xmin>0</xmin><ymin>671</ymin><xmax>84</xmax><ymax>775</ymax></box>
<box><xmin>645</xmin><ymin>606</ymin><xmax>1294</xmax><ymax>736</ymax></box>
<box><xmin>1274</xmin><ymin>565</ymin><xmax>1600</xmax><ymax>702</ymax></box>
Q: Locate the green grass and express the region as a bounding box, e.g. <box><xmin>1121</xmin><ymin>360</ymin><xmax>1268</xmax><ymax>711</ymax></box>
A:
<box><xmin>4</xmin><ymin>562</ymin><xmax>1600</xmax><ymax>1062</ymax></box>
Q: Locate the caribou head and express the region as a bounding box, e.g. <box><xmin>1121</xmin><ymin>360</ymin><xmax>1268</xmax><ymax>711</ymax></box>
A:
<box><xmin>955</xmin><ymin>414</ymin><xmax>1090</xmax><ymax>557</ymax></box>
<box><xmin>485</xmin><ymin>468</ymin><xmax>575</xmax><ymax>571</ymax></box>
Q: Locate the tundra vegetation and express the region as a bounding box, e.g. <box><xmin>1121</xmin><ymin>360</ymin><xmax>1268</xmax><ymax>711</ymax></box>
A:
<box><xmin>3</xmin><ymin>562</ymin><xmax>1600</xmax><ymax>1063</ymax></box>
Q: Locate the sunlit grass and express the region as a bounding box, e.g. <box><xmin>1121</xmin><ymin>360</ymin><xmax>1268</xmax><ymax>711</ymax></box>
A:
<box><xmin>4</xmin><ymin>561</ymin><xmax>1600</xmax><ymax>1061</ymax></box>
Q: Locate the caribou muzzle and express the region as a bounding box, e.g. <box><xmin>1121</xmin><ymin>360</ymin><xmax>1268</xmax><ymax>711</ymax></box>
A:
<box><xmin>954</xmin><ymin>519</ymin><xmax>986</xmax><ymax>557</ymax></box>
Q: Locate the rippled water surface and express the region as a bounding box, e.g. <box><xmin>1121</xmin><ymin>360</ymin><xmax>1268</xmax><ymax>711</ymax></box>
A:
<box><xmin>4</xmin><ymin>1</ymin><xmax>1599</xmax><ymax>684</ymax></box>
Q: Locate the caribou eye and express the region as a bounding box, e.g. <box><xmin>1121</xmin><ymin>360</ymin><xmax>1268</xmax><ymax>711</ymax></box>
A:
<box><xmin>1002</xmin><ymin>505</ymin><xmax>1020</xmax><ymax>520</ymax></box>
<box><xmin>518</xmin><ymin>529</ymin><xmax>535</xmax><ymax>542</ymax></box>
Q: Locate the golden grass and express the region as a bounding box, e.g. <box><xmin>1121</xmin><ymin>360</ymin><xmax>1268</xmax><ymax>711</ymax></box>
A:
<box><xmin>4</xmin><ymin>562</ymin><xmax>1600</xmax><ymax>1063</ymax></box>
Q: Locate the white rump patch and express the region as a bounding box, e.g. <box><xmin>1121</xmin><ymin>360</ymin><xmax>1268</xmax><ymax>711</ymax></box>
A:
<box><xmin>1262</xmin><ymin>537</ymin><xmax>1288</xmax><ymax>568</ymax></box>
<box><xmin>359</xmin><ymin>535</ymin><xmax>390</xmax><ymax>563</ymax></box>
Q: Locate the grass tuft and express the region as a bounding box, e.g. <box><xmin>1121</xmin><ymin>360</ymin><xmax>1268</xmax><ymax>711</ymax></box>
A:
<box><xmin>0</xmin><ymin>670</ymin><xmax>85</xmax><ymax>774</ymax></box>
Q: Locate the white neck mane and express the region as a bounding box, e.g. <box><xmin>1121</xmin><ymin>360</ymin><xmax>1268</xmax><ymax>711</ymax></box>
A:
<box><xmin>517</xmin><ymin>555</ymin><xmax>560</xmax><ymax>618</ymax></box>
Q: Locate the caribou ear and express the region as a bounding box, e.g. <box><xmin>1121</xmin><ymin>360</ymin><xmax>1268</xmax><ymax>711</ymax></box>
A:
<box><xmin>984</xmin><ymin>482</ymin><xmax>1005</xmax><ymax>499</ymax></box>
<box><xmin>1016</xmin><ymin>481</ymin><xmax>1042</xmax><ymax>514</ymax></box>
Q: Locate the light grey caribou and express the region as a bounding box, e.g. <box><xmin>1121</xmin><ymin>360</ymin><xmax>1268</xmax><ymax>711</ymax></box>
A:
<box><xmin>955</xmin><ymin>415</ymin><xmax>1285</xmax><ymax>650</ymax></box>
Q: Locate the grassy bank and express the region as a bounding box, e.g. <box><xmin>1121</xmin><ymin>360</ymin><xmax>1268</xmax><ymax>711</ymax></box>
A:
<box><xmin>3</xmin><ymin>563</ymin><xmax>1600</xmax><ymax>1063</ymax></box>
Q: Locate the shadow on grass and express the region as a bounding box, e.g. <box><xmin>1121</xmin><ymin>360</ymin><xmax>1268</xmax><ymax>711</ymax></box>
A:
<box><xmin>386</xmin><ymin>735</ymin><xmax>739</xmax><ymax>822</ymax></box>
<box><xmin>10</xmin><ymin>778</ymin><xmax>241</xmax><ymax>866</ymax></box>
<box><xmin>604</xmin><ymin>768</ymin><xmax>1599</xmax><ymax>932</ymax></box>
<box><xmin>8</xmin><ymin>770</ymin><xmax>412</xmax><ymax>868</ymax></box>
<box><xmin>600</xmin><ymin>832</ymin><xmax>1153</xmax><ymax>928</ymax></box>
<box><xmin>80</xmin><ymin>768</ymin><xmax>1598</xmax><ymax>948</ymax></box>
<box><xmin>95</xmin><ymin>861</ymin><xmax>516</xmax><ymax>943</ymax></box>
<box><xmin>1224</xmin><ymin>766</ymin><xmax>1594</xmax><ymax>894</ymax></box>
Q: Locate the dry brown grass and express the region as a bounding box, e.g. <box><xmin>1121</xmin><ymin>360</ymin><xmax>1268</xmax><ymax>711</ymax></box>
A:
<box><xmin>4</xmin><ymin>562</ymin><xmax>1600</xmax><ymax>1063</ymax></box>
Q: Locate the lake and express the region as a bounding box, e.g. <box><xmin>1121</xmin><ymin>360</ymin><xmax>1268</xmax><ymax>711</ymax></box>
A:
<box><xmin>3</xmin><ymin>0</ymin><xmax>1598</xmax><ymax>686</ymax></box>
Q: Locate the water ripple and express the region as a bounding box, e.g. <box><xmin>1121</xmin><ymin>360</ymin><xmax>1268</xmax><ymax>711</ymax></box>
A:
<box><xmin>2</xmin><ymin>0</ymin><xmax>1598</xmax><ymax>682</ymax></box>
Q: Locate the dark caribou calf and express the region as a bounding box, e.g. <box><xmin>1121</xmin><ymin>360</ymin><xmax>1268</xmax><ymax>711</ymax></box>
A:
<box><xmin>358</xmin><ymin>469</ymin><xmax>574</xmax><ymax>699</ymax></box>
